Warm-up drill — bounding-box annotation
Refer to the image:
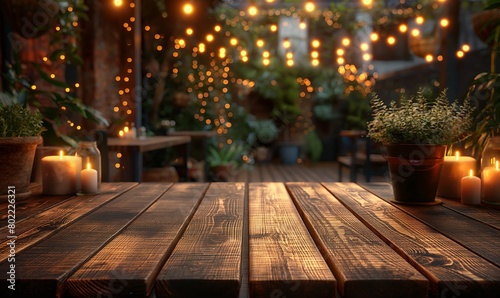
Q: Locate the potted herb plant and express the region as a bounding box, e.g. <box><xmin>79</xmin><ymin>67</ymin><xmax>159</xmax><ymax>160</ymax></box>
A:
<box><xmin>0</xmin><ymin>100</ymin><xmax>45</xmax><ymax>200</ymax></box>
<box><xmin>367</xmin><ymin>89</ymin><xmax>474</xmax><ymax>204</ymax></box>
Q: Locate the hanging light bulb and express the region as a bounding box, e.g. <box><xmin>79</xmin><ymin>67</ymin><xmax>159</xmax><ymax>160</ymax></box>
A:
<box><xmin>248</xmin><ymin>2</ymin><xmax>258</xmax><ymax>16</ymax></box>
<box><xmin>305</xmin><ymin>1</ymin><xmax>315</xmax><ymax>12</ymax></box>
<box><xmin>183</xmin><ymin>2</ymin><xmax>194</xmax><ymax>15</ymax></box>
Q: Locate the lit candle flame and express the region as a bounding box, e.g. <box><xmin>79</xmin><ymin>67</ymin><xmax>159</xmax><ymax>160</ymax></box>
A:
<box><xmin>59</xmin><ymin>150</ymin><xmax>63</xmax><ymax>159</ymax></box>
<box><xmin>119</xmin><ymin>130</ymin><xmax>124</xmax><ymax>137</ymax></box>
<box><xmin>455</xmin><ymin>151</ymin><xmax>460</xmax><ymax>160</ymax></box>
<box><xmin>496</xmin><ymin>161</ymin><xmax>499</xmax><ymax>171</ymax></box>
<box><xmin>469</xmin><ymin>169</ymin><xmax>474</xmax><ymax>177</ymax></box>
<box><xmin>87</xmin><ymin>162</ymin><xmax>92</xmax><ymax>170</ymax></box>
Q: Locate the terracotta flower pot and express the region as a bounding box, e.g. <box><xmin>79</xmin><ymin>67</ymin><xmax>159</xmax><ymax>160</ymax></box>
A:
<box><xmin>386</xmin><ymin>144</ymin><xmax>446</xmax><ymax>204</ymax></box>
<box><xmin>0</xmin><ymin>136</ymin><xmax>42</xmax><ymax>200</ymax></box>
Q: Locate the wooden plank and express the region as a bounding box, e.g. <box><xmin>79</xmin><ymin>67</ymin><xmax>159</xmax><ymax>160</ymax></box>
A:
<box><xmin>324</xmin><ymin>182</ymin><xmax>500</xmax><ymax>298</ymax></box>
<box><xmin>259</xmin><ymin>163</ymin><xmax>275</xmax><ymax>182</ymax></box>
<box><xmin>248</xmin><ymin>182</ymin><xmax>336</xmax><ymax>297</ymax></box>
<box><xmin>361</xmin><ymin>182</ymin><xmax>500</xmax><ymax>229</ymax></box>
<box><xmin>0</xmin><ymin>183</ymin><xmax>170</xmax><ymax>298</ymax></box>
<box><xmin>108</xmin><ymin>136</ymin><xmax>191</xmax><ymax>152</ymax></box>
<box><xmin>0</xmin><ymin>192</ymin><xmax>73</xmax><ymax>222</ymax></box>
<box><xmin>287</xmin><ymin>182</ymin><xmax>428</xmax><ymax>298</ymax></box>
<box><xmin>360</xmin><ymin>182</ymin><xmax>500</xmax><ymax>266</ymax></box>
<box><xmin>0</xmin><ymin>183</ymin><xmax>137</xmax><ymax>262</ymax></box>
<box><xmin>66</xmin><ymin>183</ymin><xmax>208</xmax><ymax>297</ymax></box>
<box><xmin>155</xmin><ymin>183</ymin><xmax>246</xmax><ymax>298</ymax></box>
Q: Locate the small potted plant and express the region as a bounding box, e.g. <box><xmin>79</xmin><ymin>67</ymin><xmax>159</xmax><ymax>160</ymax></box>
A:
<box><xmin>367</xmin><ymin>89</ymin><xmax>474</xmax><ymax>204</ymax></box>
<box><xmin>0</xmin><ymin>100</ymin><xmax>45</xmax><ymax>200</ymax></box>
<box><xmin>248</xmin><ymin>118</ymin><xmax>279</xmax><ymax>162</ymax></box>
<box><xmin>207</xmin><ymin>142</ymin><xmax>248</xmax><ymax>182</ymax></box>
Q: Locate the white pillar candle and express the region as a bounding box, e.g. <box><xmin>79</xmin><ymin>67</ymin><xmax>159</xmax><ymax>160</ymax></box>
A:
<box><xmin>437</xmin><ymin>152</ymin><xmax>477</xmax><ymax>199</ymax></box>
<box><xmin>42</xmin><ymin>151</ymin><xmax>81</xmax><ymax>195</ymax></box>
<box><xmin>481</xmin><ymin>161</ymin><xmax>500</xmax><ymax>204</ymax></box>
<box><xmin>80</xmin><ymin>162</ymin><xmax>98</xmax><ymax>194</ymax></box>
<box><xmin>461</xmin><ymin>170</ymin><xmax>481</xmax><ymax>205</ymax></box>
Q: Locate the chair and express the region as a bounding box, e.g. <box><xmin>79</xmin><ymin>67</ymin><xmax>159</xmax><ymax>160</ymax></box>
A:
<box><xmin>338</xmin><ymin>138</ymin><xmax>387</xmax><ymax>182</ymax></box>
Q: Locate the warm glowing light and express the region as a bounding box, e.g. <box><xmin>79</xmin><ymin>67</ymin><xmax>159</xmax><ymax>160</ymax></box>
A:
<box><xmin>411</xmin><ymin>29</ymin><xmax>420</xmax><ymax>37</ymax></box>
<box><xmin>263</xmin><ymin>58</ymin><xmax>270</xmax><ymax>66</ymax></box>
<box><xmin>457</xmin><ymin>50</ymin><xmax>464</xmax><ymax>58</ymax></box>
<box><xmin>214</xmin><ymin>25</ymin><xmax>221</xmax><ymax>32</ymax></box>
<box><xmin>311</xmin><ymin>39</ymin><xmax>320</xmax><ymax>48</ymax></box>
<box><xmin>31</xmin><ymin>85</ymin><xmax>37</xmax><ymax>90</ymax></box>
<box><xmin>256</xmin><ymin>39</ymin><xmax>264</xmax><ymax>47</ymax></box>
<box><xmin>311</xmin><ymin>59</ymin><xmax>319</xmax><ymax>66</ymax></box>
<box><xmin>342</xmin><ymin>38</ymin><xmax>350</xmax><ymax>46</ymax></box>
<box><xmin>183</xmin><ymin>3</ymin><xmax>194</xmax><ymax>14</ymax></box>
<box><xmin>462</xmin><ymin>44</ymin><xmax>470</xmax><ymax>52</ymax></box>
<box><xmin>360</xmin><ymin>43</ymin><xmax>369</xmax><ymax>51</ymax></box>
<box><xmin>425</xmin><ymin>54</ymin><xmax>433</xmax><ymax>62</ymax></box>
<box><xmin>337</xmin><ymin>57</ymin><xmax>345</xmax><ymax>64</ymax></box>
<box><xmin>286</xmin><ymin>52</ymin><xmax>293</xmax><ymax>59</ymax></box>
<box><xmin>286</xmin><ymin>60</ymin><xmax>294</xmax><ymax>67</ymax></box>
<box><xmin>263</xmin><ymin>51</ymin><xmax>270</xmax><ymax>58</ymax></box>
<box><xmin>399</xmin><ymin>24</ymin><xmax>408</xmax><ymax>33</ymax></box>
<box><xmin>370</xmin><ymin>33</ymin><xmax>379</xmax><ymax>41</ymax></box>
<box><xmin>230</xmin><ymin>38</ymin><xmax>238</xmax><ymax>46</ymax></box>
<box><xmin>145</xmin><ymin>26</ymin><xmax>150</xmax><ymax>31</ymax></box>
<box><xmin>60</xmin><ymin>54</ymin><xmax>66</xmax><ymax>60</ymax></box>
<box><xmin>248</xmin><ymin>5</ymin><xmax>258</xmax><ymax>16</ymax></box>
<box><xmin>114</xmin><ymin>0</ymin><xmax>123</xmax><ymax>7</ymax></box>
<box><xmin>299</xmin><ymin>21</ymin><xmax>307</xmax><ymax>29</ymax></box>
<box><xmin>440</xmin><ymin>18</ymin><xmax>449</xmax><ymax>27</ymax></box>
<box><xmin>270</xmin><ymin>24</ymin><xmax>278</xmax><ymax>32</ymax></box>
<box><xmin>336</xmin><ymin>48</ymin><xmax>345</xmax><ymax>56</ymax></box>
<box><xmin>186</xmin><ymin>28</ymin><xmax>193</xmax><ymax>35</ymax></box>
<box><xmin>241</xmin><ymin>50</ymin><xmax>248</xmax><ymax>57</ymax></box>
<box><xmin>362</xmin><ymin>0</ymin><xmax>373</xmax><ymax>6</ymax></box>
<box><xmin>311</xmin><ymin>51</ymin><xmax>319</xmax><ymax>58</ymax></box>
<box><xmin>283</xmin><ymin>39</ymin><xmax>291</xmax><ymax>49</ymax></box>
<box><xmin>387</xmin><ymin>36</ymin><xmax>396</xmax><ymax>45</ymax></box>
<box><xmin>416</xmin><ymin>16</ymin><xmax>424</xmax><ymax>24</ymax></box>
<box><xmin>363</xmin><ymin>53</ymin><xmax>371</xmax><ymax>61</ymax></box>
<box><xmin>305</xmin><ymin>1</ymin><xmax>315</xmax><ymax>12</ymax></box>
<box><xmin>206</xmin><ymin>34</ymin><xmax>214</xmax><ymax>42</ymax></box>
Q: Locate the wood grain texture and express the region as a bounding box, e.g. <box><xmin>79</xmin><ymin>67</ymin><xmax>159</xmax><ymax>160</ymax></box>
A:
<box><xmin>248</xmin><ymin>182</ymin><xmax>336</xmax><ymax>298</ymax></box>
<box><xmin>286</xmin><ymin>182</ymin><xmax>428</xmax><ymax>298</ymax></box>
<box><xmin>0</xmin><ymin>183</ymin><xmax>137</xmax><ymax>262</ymax></box>
<box><xmin>324</xmin><ymin>182</ymin><xmax>500</xmax><ymax>298</ymax></box>
<box><xmin>65</xmin><ymin>183</ymin><xmax>208</xmax><ymax>297</ymax></box>
<box><xmin>0</xmin><ymin>183</ymin><xmax>170</xmax><ymax>298</ymax></box>
<box><xmin>155</xmin><ymin>183</ymin><xmax>246</xmax><ymax>298</ymax></box>
<box><xmin>361</xmin><ymin>182</ymin><xmax>500</xmax><ymax>266</ymax></box>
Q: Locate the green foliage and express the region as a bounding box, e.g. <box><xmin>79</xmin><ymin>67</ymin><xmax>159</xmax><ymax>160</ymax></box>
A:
<box><xmin>207</xmin><ymin>142</ymin><xmax>248</xmax><ymax>168</ymax></box>
<box><xmin>248</xmin><ymin>118</ymin><xmax>279</xmax><ymax>145</ymax></box>
<box><xmin>367</xmin><ymin>89</ymin><xmax>474</xmax><ymax>145</ymax></box>
<box><xmin>305</xmin><ymin>130</ymin><xmax>322</xmax><ymax>163</ymax></box>
<box><xmin>0</xmin><ymin>103</ymin><xmax>45</xmax><ymax>137</ymax></box>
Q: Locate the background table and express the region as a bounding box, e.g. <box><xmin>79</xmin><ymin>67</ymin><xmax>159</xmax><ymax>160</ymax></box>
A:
<box><xmin>107</xmin><ymin>136</ymin><xmax>191</xmax><ymax>182</ymax></box>
<box><xmin>1</xmin><ymin>182</ymin><xmax>499</xmax><ymax>297</ymax></box>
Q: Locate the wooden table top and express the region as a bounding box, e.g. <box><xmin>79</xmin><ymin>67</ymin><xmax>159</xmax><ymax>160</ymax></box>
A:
<box><xmin>108</xmin><ymin>136</ymin><xmax>191</xmax><ymax>152</ymax></box>
<box><xmin>168</xmin><ymin>130</ymin><xmax>218</xmax><ymax>138</ymax></box>
<box><xmin>1</xmin><ymin>182</ymin><xmax>499</xmax><ymax>298</ymax></box>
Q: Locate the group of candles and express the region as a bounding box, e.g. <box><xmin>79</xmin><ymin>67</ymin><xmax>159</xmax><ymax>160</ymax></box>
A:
<box><xmin>41</xmin><ymin>151</ymin><xmax>99</xmax><ymax>195</ymax></box>
<box><xmin>118</xmin><ymin>125</ymin><xmax>137</xmax><ymax>139</ymax></box>
<box><xmin>438</xmin><ymin>152</ymin><xmax>500</xmax><ymax>204</ymax></box>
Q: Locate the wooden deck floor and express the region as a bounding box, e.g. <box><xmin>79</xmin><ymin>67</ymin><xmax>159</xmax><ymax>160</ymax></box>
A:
<box><xmin>229</xmin><ymin>161</ymin><xmax>389</xmax><ymax>183</ymax></box>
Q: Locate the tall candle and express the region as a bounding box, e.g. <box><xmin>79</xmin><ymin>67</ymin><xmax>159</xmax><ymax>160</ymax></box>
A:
<box><xmin>80</xmin><ymin>162</ymin><xmax>98</xmax><ymax>194</ymax></box>
<box><xmin>461</xmin><ymin>169</ymin><xmax>481</xmax><ymax>205</ymax></box>
<box><xmin>41</xmin><ymin>151</ymin><xmax>81</xmax><ymax>195</ymax></box>
<box><xmin>481</xmin><ymin>161</ymin><xmax>500</xmax><ymax>204</ymax></box>
<box><xmin>437</xmin><ymin>152</ymin><xmax>477</xmax><ymax>199</ymax></box>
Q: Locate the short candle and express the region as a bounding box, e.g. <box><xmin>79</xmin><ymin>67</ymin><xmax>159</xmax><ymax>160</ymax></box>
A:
<box><xmin>80</xmin><ymin>162</ymin><xmax>98</xmax><ymax>194</ymax></box>
<box><xmin>461</xmin><ymin>169</ymin><xmax>481</xmax><ymax>205</ymax></box>
<box><xmin>437</xmin><ymin>151</ymin><xmax>476</xmax><ymax>199</ymax></box>
<box><xmin>42</xmin><ymin>151</ymin><xmax>81</xmax><ymax>195</ymax></box>
<box><xmin>481</xmin><ymin>160</ymin><xmax>500</xmax><ymax>204</ymax></box>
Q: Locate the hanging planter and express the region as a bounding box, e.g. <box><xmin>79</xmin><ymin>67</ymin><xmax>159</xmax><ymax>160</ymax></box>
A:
<box><xmin>2</xmin><ymin>0</ymin><xmax>60</xmax><ymax>39</ymax></box>
<box><xmin>409</xmin><ymin>35</ymin><xmax>439</xmax><ymax>59</ymax></box>
<box><xmin>472</xmin><ymin>8</ymin><xmax>500</xmax><ymax>47</ymax></box>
